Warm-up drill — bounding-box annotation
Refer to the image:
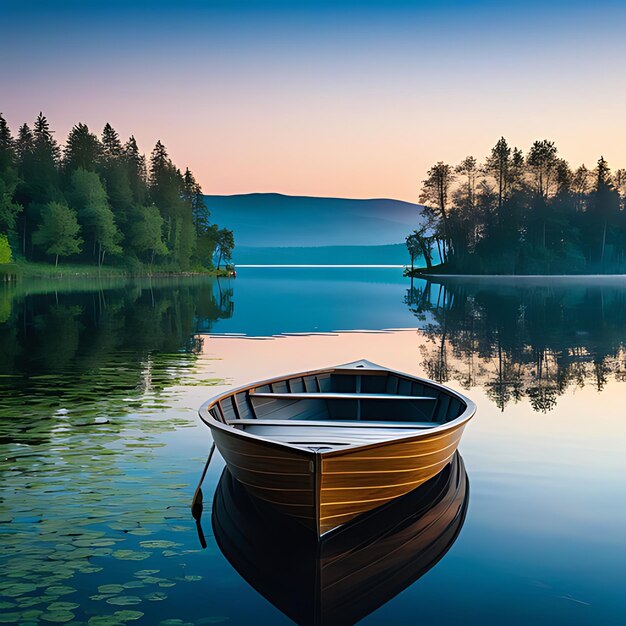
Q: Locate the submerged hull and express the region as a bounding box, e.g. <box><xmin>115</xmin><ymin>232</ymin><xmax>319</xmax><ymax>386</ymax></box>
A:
<box><xmin>200</xmin><ymin>360</ymin><xmax>475</xmax><ymax>535</ymax></box>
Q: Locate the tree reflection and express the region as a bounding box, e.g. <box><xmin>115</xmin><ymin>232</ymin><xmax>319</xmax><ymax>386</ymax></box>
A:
<box><xmin>407</xmin><ymin>278</ymin><xmax>626</xmax><ymax>412</ymax></box>
<box><xmin>0</xmin><ymin>276</ymin><xmax>233</xmax><ymax>442</ymax></box>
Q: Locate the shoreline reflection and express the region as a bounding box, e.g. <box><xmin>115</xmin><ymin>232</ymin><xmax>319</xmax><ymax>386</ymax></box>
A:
<box><xmin>408</xmin><ymin>278</ymin><xmax>626</xmax><ymax>411</ymax></box>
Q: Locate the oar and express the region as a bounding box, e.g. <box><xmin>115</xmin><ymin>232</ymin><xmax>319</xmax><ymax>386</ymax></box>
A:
<box><xmin>191</xmin><ymin>442</ymin><xmax>216</xmax><ymax>521</ymax></box>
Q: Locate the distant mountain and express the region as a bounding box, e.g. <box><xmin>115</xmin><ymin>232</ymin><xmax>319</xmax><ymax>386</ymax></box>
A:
<box><xmin>235</xmin><ymin>244</ymin><xmax>409</xmax><ymax>265</ymax></box>
<box><xmin>205</xmin><ymin>193</ymin><xmax>424</xmax><ymax>248</ymax></box>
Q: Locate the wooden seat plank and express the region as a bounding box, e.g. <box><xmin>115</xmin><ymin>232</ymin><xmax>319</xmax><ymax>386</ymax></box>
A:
<box><xmin>227</xmin><ymin>419</ymin><xmax>441</xmax><ymax>429</ymax></box>
<box><xmin>249</xmin><ymin>392</ymin><xmax>437</xmax><ymax>401</ymax></box>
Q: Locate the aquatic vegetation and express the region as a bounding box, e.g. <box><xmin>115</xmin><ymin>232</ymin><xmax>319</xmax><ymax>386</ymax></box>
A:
<box><xmin>0</xmin><ymin>284</ymin><xmax>227</xmax><ymax>624</ymax></box>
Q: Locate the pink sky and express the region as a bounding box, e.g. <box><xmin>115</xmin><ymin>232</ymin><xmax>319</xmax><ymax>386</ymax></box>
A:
<box><xmin>4</xmin><ymin>2</ymin><xmax>626</xmax><ymax>202</ymax></box>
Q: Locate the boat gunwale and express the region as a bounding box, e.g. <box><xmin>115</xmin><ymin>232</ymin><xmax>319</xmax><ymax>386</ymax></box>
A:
<box><xmin>198</xmin><ymin>361</ymin><xmax>476</xmax><ymax>458</ymax></box>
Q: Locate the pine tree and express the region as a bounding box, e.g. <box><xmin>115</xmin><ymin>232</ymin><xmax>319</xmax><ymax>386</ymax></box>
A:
<box><xmin>29</xmin><ymin>112</ymin><xmax>61</xmax><ymax>202</ymax></box>
<box><xmin>484</xmin><ymin>137</ymin><xmax>511</xmax><ymax>226</ymax></box>
<box><xmin>15</xmin><ymin>124</ymin><xmax>34</xmax><ymax>161</ymax></box>
<box><xmin>64</xmin><ymin>123</ymin><xmax>101</xmax><ymax>172</ymax></box>
<box><xmin>33</xmin><ymin>112</ymin><xmax>61</xmax><ymax>163</ymax></box>
<box><xmin>182</xmin><ymin>168</ymin><xmax>209</xmax><ymax>234</ymax></box>
<box><xmin>99</xmin><ymin>124</ymin><xmax>133</xmax><ymax>226</ymax></box>
<box><xmin>148</xmin><ymin>141</ymin><xmax>191</xmax><ymax>267</ymax></box>
<box><xmin>101</xmin><ymin>123</ymin><xmax>123</xmax><ymax>160</ymax></box>
<box><xmin>593</xmin><ymin>156</ymin><xmax>619</xmax><ymax>265</ymax></box>
<box><xmin>123</xmin><ymin>136</ymin><xmax>147</xmax><ymax>204</ymax></box>
<box><xmin>0</xmin><ymin>114</ymin><xmax>22</xmax><ymax>238</ymax></box>
<box><xmin>149</xmin><ymin>140</ymin><xmax>170</xmax><ymax>190</ymax></box>
<box><xmin>0</xmin><ymin>113</ymin><xmax>16</xmax><ymax>169</ymax></box>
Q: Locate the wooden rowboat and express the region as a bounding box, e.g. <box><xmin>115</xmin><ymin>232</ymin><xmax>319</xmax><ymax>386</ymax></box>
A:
<box><xmin>199</xmin><ymin>359</ymin><xmax>475</xmax><ymax>535</ymax></box>
<box><xmin>211</xmin><ymin>453</ymin><xmax>469</xmax><ymax>625</ymax></box>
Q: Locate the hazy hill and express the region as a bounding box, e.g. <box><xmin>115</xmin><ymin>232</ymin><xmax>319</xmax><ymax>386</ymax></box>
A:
<box><xmin>205</xmin><ymin>193</ymin><xmax>424</xmax><ymax>251</ymax></box>
<box><xmin>234</xmin><ymin>244</ymin><xmax>408</xmax><ymax>265</ymax></box>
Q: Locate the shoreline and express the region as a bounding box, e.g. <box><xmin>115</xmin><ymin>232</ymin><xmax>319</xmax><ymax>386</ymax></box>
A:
<box><xmin>420</xmin><ymin>273</ymin><xmax>626</xmax><ymax>279</ymax></box>
<box><xmin>1</xmin><ymin>261</ymin><xmax>233</xmax><ymax>281</ymax></box>
<box><xmin>407</xmin><ymin>267</ymin><xmax>626</xmax><ymax>280</ymax></box>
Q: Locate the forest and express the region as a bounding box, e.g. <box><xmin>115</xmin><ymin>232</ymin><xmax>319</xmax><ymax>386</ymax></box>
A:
<box><xmin>0</xmin><ymin>112</ymin><xmax>234</xmax><ymax>272</ymax></box>
<box><xmin>408</xmin><ymin>138</ymin><xmax>626</xmax><ymax>274</ymax></box>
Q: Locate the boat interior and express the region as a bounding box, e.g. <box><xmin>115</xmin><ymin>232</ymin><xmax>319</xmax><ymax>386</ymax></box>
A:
<box><xmin>206</xmin><ymin>363</ymin><xmax>467</xmax><ymax>451</ymax></box>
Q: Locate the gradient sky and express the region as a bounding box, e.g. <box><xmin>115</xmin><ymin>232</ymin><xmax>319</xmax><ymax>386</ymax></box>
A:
<box><xmin>3</xmin><ymin>0</ymin><xmax>626</xmax><ymax>201</ymax></box>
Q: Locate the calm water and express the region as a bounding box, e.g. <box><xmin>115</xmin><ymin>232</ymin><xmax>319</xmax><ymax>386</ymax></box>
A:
<box><xmin>1</xmin><ymin>269</ymin><xmax>625</xmax><ymax>625</ymax></box>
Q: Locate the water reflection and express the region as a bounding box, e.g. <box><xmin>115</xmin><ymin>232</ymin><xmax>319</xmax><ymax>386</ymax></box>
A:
<box><xmin>209</xmin><ymin>453</ymin><xmax>468</xmax><ymax>626</ymax></box>
<box><xmin>0</xmin><ymin>277</ymin><xmax>239</xmax><ymax>624</ymax></box>
<box><xmin>407</xmin><ymin>277</ymin><xmax>626</xmax><ymax>412</ymax></box>
<box><xmin>0</xmin><ymin>276</ymin><xmax>234</xmax><ymax>444</ymax></box>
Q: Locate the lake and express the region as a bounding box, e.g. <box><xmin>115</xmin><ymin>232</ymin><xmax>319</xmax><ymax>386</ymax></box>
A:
<box><xmin>1</xmin><ymin>268</ymin><xmax>625</xmax><ymax>625</ymax></box>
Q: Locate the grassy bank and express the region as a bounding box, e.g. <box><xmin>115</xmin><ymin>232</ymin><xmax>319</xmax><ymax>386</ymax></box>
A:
<box><xmin>4</xmin><ymin>260</ymin><xmax>233</xmax><ymax>280</ymax></box>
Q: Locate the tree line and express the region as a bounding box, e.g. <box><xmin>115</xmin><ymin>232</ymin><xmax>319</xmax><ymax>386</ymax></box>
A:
<box><xmin>0</xmin><ymin>112</ymin><xmax>234</xmax><ymax>270</ymax></box>
<box><xmin>407</xmin><ymin>137</ymin><xmax>626</xmax><ymax>274</ymax></box>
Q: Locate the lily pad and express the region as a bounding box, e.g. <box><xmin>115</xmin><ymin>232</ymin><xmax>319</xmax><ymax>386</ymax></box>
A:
<box><xmin>47</xmin><ymin>602</ymin><xmax>80</xmax><ymax>611</ymax></box>
<box><xmin>3</xmin><ymin>582</ymin><xmax>37</xmax><ymax>596</ymax></box>
<box><xmin>105</xmin><ymin>596</ymin><xmax>142</xmax><ymax>606</ymax></box>
<box><xmin>139</xmin><ymin>540</ymin><xmax>180</xmax><ymax>549</ymax></box>
<box><xmin>134</xmin><ymin>569</ymin><xmax>160</xmax><ymax>577</ymax></box>
<box><xmin>98</xmin><ymin>584</ymin><xmax>125</xmax><ymax>595</ymax></box>
<box><xmin>45</xmin><ymin>586</ymin><xmax>76</xmax><ymax>596</ymax></box>
<box><xmin>113</xmin><ymin>610</ymin><xmax>144</xmax><ymax>621</ymax></box>
<box><xmin>40</xmin><ymin>611</ymin><xmax>76</xmax><ymax>623</ymax></box>
<box><xmin>88</xmin><ymin>616</ymin><xmax>125</xmax><ymax>626</ymax></box>
<box><xmin>112</xmin><ymin>550</ymin><xmax>151</xmax><ymax>561</ymax></box>
<box><xmin>122</xmin><ymin>581</ymin><xmax>145</xmax><ymax>589</ymax></box>
<box><xmin>145</xmin><ymin>592</ymin><xmax>167</xmax><ymax>601</ymax></box>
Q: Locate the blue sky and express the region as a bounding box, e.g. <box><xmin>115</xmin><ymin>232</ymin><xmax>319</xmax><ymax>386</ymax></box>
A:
<box><xmin>3</xmin><ymin>1</ymin><xmax>626</xmax><ymax>200</ymax></box>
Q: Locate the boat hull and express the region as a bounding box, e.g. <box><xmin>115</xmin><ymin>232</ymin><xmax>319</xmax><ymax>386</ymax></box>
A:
<box><xmin>209</xmin><ymin>419</ymin><xmax>466</xmax><ymax>534</ymax></box>
<box><xmin>200</xmin><ymin>360</ymin><xmax>475</xmax><ymax>536</ymax></box>
<box><xmin>318</xmin><ymin>422</ymin><xmax>466</xmax><ymax>534</ymax></box>
<box><xmin>210</xmin><ymin>425</ymin><xmax>318</xmax><ymax>532</ymax></box>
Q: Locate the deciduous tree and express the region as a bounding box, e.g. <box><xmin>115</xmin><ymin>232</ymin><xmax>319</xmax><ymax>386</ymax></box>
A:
<box><xmin>32</xmin><ymin>201</ymin><xmax>82</xmax><ymax>266</ymax></box>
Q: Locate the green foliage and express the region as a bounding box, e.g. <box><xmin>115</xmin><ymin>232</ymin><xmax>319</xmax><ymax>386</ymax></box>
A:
<box><xmin>0</xmin><ymin>165</ymin><xmax>23</xmax><ymax>235</ymax></box>
<box><xmin>182</xmin><ymin>167</ymin><xmax>209</xmax><ymax>234</ymax></box>
<box><xmin>64</xmin><ymin>123</ymin><xmax>101</xmax><ymax>172</ymax></box>
<box><xmin>0</xmin><ymin>233</ymin><xmax>12</xmax><ymax>263</ymax></box>
<box><xmin>416</xmin><ymin>138</ymin><xmax>626</xmax><ymax>275</ymax></box>
<box><xmin>130</xmin><ymin>205</ymin><xmax>168</xmax><ymax>263</ymax></box>
<box><xmin>1</xmin><ymin>114</ymin><xmax>233</xmax><ymax>272</ymax></box>
<box><xmin>70</xmin><ymin>169</ymin><xmax>122</xmax><ymax>265</ymax></box>
<box><xmin>215</xmin><ymin>227</ymin><xmax>235</xmax><ymax>268</ymax></box>
<box><xmin>32</xmin><ymin>201</ymin><xmax>82</xmax><ymax>266</ymax></box>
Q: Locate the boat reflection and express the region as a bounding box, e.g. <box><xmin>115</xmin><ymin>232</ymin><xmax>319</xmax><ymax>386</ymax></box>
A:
<box><xmin>209</xmin><ymin>452</ymin><xmax>469</xmax><ymax>625</ymax></box>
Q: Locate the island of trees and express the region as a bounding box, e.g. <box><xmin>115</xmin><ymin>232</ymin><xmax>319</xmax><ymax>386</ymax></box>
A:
<box><xmin>0</xmin><ymin>112</ymin><xmax>234</xmax><ymax>275</ymax></box>
<box><xmin>407</xmin><ymin>137</ymin><xmax>626</xmax><ymax>274</ymax></box>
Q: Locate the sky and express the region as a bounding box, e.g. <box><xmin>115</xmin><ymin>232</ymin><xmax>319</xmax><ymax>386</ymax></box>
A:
<box><xmin>3</xmin><ymin>0</ymin><xmax>626</xmax><ymax>202</ymax></box>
